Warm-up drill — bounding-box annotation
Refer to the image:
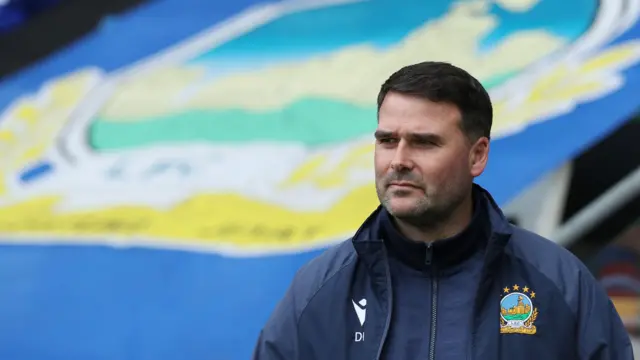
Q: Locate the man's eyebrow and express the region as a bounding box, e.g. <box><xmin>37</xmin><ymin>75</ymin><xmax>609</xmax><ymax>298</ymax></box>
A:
<box><xmin>409</xmin><ymin>132</ymin><xmax>444</xmax><ymax>144</ymax></box>
<box><xmin>374</xmin><ymin>130</ymin><xmax>444</xmax><ymax>144</ymax></box>
<box><xmin>374</xmin><ymin>130</ymin><xmax>394</xmax><ymax>139</ymax></box>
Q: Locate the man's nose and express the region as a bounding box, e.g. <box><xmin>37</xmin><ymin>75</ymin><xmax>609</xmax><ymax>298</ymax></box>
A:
<box><xmin>390</xmin><ymin>141</ymin><xmax>414</xmax><ymax>171</ymax></box>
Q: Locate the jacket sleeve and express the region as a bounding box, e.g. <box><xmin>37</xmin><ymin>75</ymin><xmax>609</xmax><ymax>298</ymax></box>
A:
<box><xmin>576</xmin><ymin>269</ymin><xmax>635</xmax><ymax>360</ymax></box>
<box><xmin>252</xmin><ymin>282</ymin><xmax>300</xmax><ymax>360</ymax></box>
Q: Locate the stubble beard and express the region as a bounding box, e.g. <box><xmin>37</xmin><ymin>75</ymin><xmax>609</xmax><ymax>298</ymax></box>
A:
<box><xmin>377</xmin><ymin>183</ymin><xmax>467</xmax><ymax>230</ymax></box>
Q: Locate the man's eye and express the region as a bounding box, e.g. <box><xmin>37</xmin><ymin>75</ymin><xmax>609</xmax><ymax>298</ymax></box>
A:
<box><xmin>379</xmin><ymin>138</ymin><xmax>396</xmax><ymax>144</ymax></box>
<box><xmin>416</xmin><ymin>140</ymin><xmax>436</xmax><ymax>147</ymax></box>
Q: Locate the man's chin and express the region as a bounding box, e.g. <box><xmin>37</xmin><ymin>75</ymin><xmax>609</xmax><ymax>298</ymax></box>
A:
<box><xmin>384</xmin><ymin>199</ymin><xmax>423</xmax><ymax>218</ymax></box>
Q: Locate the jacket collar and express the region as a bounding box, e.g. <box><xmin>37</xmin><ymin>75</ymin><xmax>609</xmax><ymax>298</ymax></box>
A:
<box><xmin>380</xmin><ymin>186</ymin><xmax>489</xmax><ymax>271</ymax></box>
<box><xmin>351</xmin><ymin>184</ymin><xmax>512</xmax><ymax>272</ymax></box>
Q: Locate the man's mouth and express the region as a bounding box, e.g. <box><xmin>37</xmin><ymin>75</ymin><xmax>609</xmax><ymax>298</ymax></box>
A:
<box><xmin>388</xmin><ymin>181</ymin><xmax>420</xmax><ymax>189</ymax></box>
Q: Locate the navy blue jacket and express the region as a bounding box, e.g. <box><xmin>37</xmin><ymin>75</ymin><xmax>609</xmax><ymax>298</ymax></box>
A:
<box><xmin>253</xmin><ymin>187</ymin><xmax>634</xmax><ymax>360</ymax></box>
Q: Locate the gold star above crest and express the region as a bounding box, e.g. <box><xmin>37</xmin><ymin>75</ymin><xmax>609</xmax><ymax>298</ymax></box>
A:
<box><xmin>513</xmin><ymin>284</ymin><xmax>520</xmax><ymax>291</ymax></box>
<box><xmin>530</xmin><ymin>292</ymin><xmax>536</xmax><ymax>298</ymax></box>
<box><xmin>523</xmin><ymin>286</ymin><xmax>529</xmax><ymax>293</ymax></box>
<box><xmin>503</xmin><ymin>287</ymin><xmax>510</xmax><ymax>293</ymax></box>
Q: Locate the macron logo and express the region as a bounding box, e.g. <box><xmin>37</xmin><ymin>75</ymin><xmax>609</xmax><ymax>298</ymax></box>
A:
<box><xmin>352</xmin><ymin>298</ymin><xmax>367</xmax><ymax>326</ymax></box>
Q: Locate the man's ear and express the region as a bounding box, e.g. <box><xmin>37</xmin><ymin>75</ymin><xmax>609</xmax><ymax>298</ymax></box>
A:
<box><xmin>469</xmin><ymin>137</ymin><xmax>489</xmax><ymax>177</ymax></box>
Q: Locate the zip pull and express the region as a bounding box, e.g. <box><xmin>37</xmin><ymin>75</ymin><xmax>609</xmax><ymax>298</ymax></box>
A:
<box><xmin>425</xmin><ymin>244</ymin><xmax>433</xmax><ymax>266</ymax></box>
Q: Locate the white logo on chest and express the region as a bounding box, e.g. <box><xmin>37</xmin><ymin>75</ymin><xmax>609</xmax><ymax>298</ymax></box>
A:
<box><xmin>352</xmin><ymin>298</ymin><xmax>367</xmax><ymax>342</ymax></box>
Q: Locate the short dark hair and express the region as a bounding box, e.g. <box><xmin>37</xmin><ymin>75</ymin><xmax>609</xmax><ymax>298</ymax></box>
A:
<box><xmin>377</xmin><ymin>61</ymin><xmax>493</xmax><ymax>141</ymax></box>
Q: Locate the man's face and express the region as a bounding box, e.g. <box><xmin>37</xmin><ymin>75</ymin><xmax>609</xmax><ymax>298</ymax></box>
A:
<box><xmin>374</xmin><ymin>91</ymin><xmax>488</xmax><ymax>226</ymax></box>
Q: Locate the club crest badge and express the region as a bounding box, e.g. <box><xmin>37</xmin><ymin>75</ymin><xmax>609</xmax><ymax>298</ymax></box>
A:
<box><xmin>500</xmin><ymin>284</ymin><xmax>538</xmax><ymax>335</ymax></box>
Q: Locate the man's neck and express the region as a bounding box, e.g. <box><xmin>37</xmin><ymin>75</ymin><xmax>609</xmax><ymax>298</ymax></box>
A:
<box><xmin>394</xmin><ymin>193</ymin><xmax>474</xmax><ymax>243</ymax></box>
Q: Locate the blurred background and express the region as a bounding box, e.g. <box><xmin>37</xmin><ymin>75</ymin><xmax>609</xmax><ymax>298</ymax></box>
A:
<box><xmin>0</xmin><ymin>0</ymin><xmax>638</xmax><ymax>358</ymax></box>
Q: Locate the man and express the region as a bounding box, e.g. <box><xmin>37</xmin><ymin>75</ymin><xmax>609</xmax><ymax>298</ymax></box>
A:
<box><xmin>252</xmin><ymin>62</ymin><xmax>634</xmax><ymax>360</ymax></box>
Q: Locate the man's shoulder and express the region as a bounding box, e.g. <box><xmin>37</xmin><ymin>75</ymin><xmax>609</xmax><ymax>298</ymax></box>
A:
<box><xmin>506</xmin><ymin>225</ymin><xmax>596</xmax><ymax>311</ymax></box>
<box><xmin>508</xmin><ymin>226</ymin><xmax>583</xmax><ymax>268</ymax></box>
<box><xmin>289</xmin><ymin>239</ymin><xmax>357</xmax><ymax>306</ymax></box>
<box><xmin>507</xmin><ymin>225</ymin><xmax>589</xmax><ymax>279</ymax></box>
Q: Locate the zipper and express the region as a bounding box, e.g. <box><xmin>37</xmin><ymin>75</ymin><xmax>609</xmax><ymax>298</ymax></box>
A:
<box><xmin>426</xmin><ymin>244</ymin><xmax>438</xmax><ymax>360</ymax></box>
<box><xmin>425</xmin><ymin>244</ymin><xmax>433</xmax><ymax>266</ymax></box>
